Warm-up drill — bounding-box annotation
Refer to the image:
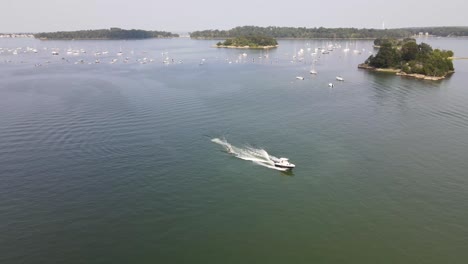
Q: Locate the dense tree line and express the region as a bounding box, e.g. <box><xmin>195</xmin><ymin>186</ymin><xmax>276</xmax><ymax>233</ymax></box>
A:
<box><xmin>404</xmin><ymin>27</ymin><xmax>468</xmax><ymax>37</ymax></box>
<box><xmin>191</xmin><ymin>26</ymin><xmax>410</xmax><ymax>39</ymax></box>
<box><xmin>217</xmin><ymin>35</ymin><xmax>277</xmax><ymax>47</ymax></box>
<box><xmin>365</xmin><ymin>39</ymin><xmax>454</xmax><ymax>77</ymax></box>
<box><xmin>374</xmin><ymin>37</ymin><xmax>416</xmax><ymax>47</ymax></box>
<box><xmin>191</xmin><ymin>26</ymin><xmax>468</xmax><ymax>39</ymax></box>
<box><xmin>34</xmin><ymin>28</ymin><xmax>178</xmax><ymax>40</ymax></box>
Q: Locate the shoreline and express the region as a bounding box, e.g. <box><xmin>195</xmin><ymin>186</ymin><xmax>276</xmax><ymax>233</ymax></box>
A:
<box><xmin>396</xmin><ymin>71</ymin><xmax>454</xmax><ymax>81</ymax></box>
<box><xmin>36</xmin><ymin>37</ymin><xmax>178</xmax><ymax>41</ymax></box>
<box><xmin>358</xmin><ymin>64</ymin><xmax>453</xmax><ymax>81</ymax></box>
<box><xmin>196</xmin><ymin>37</ymin><xmax>380</xmax><ymax>40</ymax></box>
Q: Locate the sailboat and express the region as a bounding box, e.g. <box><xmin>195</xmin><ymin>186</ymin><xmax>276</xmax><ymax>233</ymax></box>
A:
<box><xmin>310</xmin><ymin>56</ymin><xmax>318</xmax><ymax>74</ymax></box>
<box><xmin>310</xmin><ymin>62</ymin><xmax>318</xmax><ymax>75</ymax></box>
<box><xmin>343</xmin><ymin>42</ymin><xmax>350</xmax><ymax>53</ymax></box>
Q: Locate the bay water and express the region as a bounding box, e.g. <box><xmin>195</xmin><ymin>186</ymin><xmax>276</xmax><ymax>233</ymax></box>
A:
<box><xmin>1</xmin><ymin>37</ymin><xmax>468</xmax><ymax>263</ymax></box>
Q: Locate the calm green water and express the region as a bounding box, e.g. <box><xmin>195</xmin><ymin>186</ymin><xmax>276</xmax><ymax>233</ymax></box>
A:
<box><xmin>1</xmin><ymin>38</ymin><xmax>468</xmax><ymax>263</ymax></box>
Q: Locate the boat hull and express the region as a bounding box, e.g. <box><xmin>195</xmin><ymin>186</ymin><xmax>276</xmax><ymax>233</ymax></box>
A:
<box><xmin>274</xmin><ymin>163</ymin><xmax>295</xmax><ymax>169</ymax></box>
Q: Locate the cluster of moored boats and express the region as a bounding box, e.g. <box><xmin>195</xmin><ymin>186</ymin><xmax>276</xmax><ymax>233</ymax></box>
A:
<box><xmin>0</xmin><ymin>46</ymin><xmax>189</xmax><ymax>66</ymax></box>
<box><xmin>292</xmin><ymin>42</ymin><xmax>367</xmax><ymax>86</ymax></box>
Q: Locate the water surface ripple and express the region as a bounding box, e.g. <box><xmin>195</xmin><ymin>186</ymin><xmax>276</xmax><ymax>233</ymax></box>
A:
<box><xmin>1</xmin><ymin>37</ymin><xmax>468</xmax><ymax>264</ymax></box>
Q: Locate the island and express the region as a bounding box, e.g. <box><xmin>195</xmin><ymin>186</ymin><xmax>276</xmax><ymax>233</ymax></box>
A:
<box><xmin>215</xmin><ymin>35</ymin><xmax>278</xmax><ymax>49</ymax></box>
<box><xmin>358</xmin><ymin>38</ymin><xmax>454</xmax><ymax>80</ymax></box>
<box><xmin>34</xmin><ymin>28</ymin><xmax>179</xmax><ymax>40</ymax></box>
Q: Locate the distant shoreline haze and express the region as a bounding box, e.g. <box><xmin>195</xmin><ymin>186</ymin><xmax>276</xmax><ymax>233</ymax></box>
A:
<box><xmin>3</xmin><ymin>26</ymin><xmax>468</xmax><ymax>40</ymax></box>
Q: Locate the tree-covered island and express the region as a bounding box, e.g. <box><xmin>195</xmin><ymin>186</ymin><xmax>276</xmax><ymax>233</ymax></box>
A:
<box><xmin>359</xmin><ymin>38</ymin><xmax>454</xmax><ymax>80</ymax></box>
<box><xmin>191</xmin><ymin>26</ymin><xmax>468</xmax><ymax>39</ymax></box>
<box><xmin>215</xmin><ymin>35</ymin><xmax>278</xmax><ymax>49</ymax></box>
<box><xmin>34</xmin><ymin>28</ymin><xmax>179</xmax><ymax>40</ymax></box>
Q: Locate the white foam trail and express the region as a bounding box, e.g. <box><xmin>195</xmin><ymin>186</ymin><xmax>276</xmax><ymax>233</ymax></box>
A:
<box><xmin>211</xmin><ymin>138</ymin><xmax>288</xmax><ymax>171</ymax></box>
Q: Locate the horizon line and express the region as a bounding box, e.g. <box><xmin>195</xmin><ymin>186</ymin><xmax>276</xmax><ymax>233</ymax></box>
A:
<box><xmin>2</xmin><ymin>25</ymin><xmax>468</xmax><ymax>34</ymax></box>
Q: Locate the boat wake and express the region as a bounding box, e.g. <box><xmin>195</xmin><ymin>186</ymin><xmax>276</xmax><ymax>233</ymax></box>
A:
<box><xmin>211</xmin><ymin>138</ymin><xmax>288</xmax><ymax>171</ymax></box>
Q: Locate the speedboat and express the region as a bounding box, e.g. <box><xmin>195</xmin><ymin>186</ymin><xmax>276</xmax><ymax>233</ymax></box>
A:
<box><xmin>336</xmin><ymin>76</ymin><xmax>344</xmax><ymax>81</ymax></box>
<box><xmin>296</xmin><ymin>76</ymin><xmax>305</xmax><ymax>80</ymax></box>
<box><xmin>274</xmin><ymin>158</ymin><xmax>295</xmax><ymax>169</ymax></box>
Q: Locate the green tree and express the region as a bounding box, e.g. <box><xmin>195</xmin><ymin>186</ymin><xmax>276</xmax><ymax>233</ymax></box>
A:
<box><xmin>401</xmin><ymin>41</ymin><xmax>419</xmax><ymax>61</ymax></box>
<box><xmin>369</xmin><ymin>42</ymin><xmax>400</xmax><ymax>68</ymax></box>
<box><xmin>417</xmin><ymin>43</ymin><xmax>433</xmax><ymax>60</ymax></box>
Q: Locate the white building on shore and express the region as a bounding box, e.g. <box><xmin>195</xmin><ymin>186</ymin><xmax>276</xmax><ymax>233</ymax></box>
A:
<box><xmin>0</xmin><ymin>33</ymin><xmax>34</xmax><ymax>38</ymax></box>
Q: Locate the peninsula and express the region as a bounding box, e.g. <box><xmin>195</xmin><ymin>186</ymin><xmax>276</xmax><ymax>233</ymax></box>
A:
<box><xmin>191</xmin><ymin>26</ymin><xmax>468</xmax><ymax>39</ymax></box>
<box><xmin>215</xmin><ymin>35</ymin><xmax>278</xmax><ymax>49</ymax></box>
<box><xmin>359</xmin><ymin>38</ymin><xmax>454</xmax><ymax>81</ymax></box>
<box><xmin>34</xmin><ymin>28</ymin><xmax>179</xmax><ymax>40</ymax></box>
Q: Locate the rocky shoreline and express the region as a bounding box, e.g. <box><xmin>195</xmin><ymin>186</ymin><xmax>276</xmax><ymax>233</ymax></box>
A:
<box><xmin>358</xmin><ymin>64</ymin><xmax>453</xmax><ymax>81</ymax></box>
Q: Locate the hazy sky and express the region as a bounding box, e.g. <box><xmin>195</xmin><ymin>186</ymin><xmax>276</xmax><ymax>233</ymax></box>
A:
<box><xmin>3</xmin><ymin>0</ymin><xmax>467</xmax><ymax>32</ymax></box>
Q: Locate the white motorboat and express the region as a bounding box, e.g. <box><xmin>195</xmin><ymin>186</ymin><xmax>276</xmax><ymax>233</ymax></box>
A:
<box><xmin>296</xmin><ymin>76</ymin><xmax>305</xmax><ymax>80</ymax></box>
<box><xmin>310</xmin><ymin>70</ymin><xmax>318</xmax><ymax>75</ymax></box>
<box><xmin>329</xmin><ymin>83</ymin><xmax>334</xmax><ymax>87</ymax></box>
<box><xmin>274</xmin><ymin>158</ymin><xmax>296</xmax><ymax>169</ymax></box>
<box><xmin>336</xmin><ymin>76</ymin><xmax>344</xmax><ymax>81</ymax></box>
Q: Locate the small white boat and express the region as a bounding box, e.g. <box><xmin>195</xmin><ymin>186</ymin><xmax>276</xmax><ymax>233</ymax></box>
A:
<box><xmin>296</xmin><ymin>76</ymin><xmax>305</xmax><ymax>80</ymax></box>
<box><xmin>310</xmin><ymin>60</ymin><xmax>318</xmax><ymax>75</ymax></box>
<box><xmin>274</xmin><ymin>158</ymin><xmax>295</xmax><ymax>169</ymax></box>
<box><xmin>329</xmin><ymin>83</ymin><xmax>334</xmax><ymax>87</ymax></box>
<box><xmin>336</xmin><ymin>76</ymin><xmax>344</xmax><ymax>81</ymax></box>
<box><xmin>51</xmin><ymin>51</ymin><xmax>59</xmax><ymax>55</ymax></box>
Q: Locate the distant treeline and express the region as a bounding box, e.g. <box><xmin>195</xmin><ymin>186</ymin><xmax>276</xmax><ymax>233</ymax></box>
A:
<box><xmin>34</xmin><ymin>28</ymin><xmax>179</xmax><ymax>40</ymax></box>
<box><xmin>406</xmin><ymin>27</ymin><xmax>468</xmax><ymax>37</ymax></box>
<box><xmin>190</xmin><ymin>26</ymin><xmax>468</xmax><ymax>39</ymax></box>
